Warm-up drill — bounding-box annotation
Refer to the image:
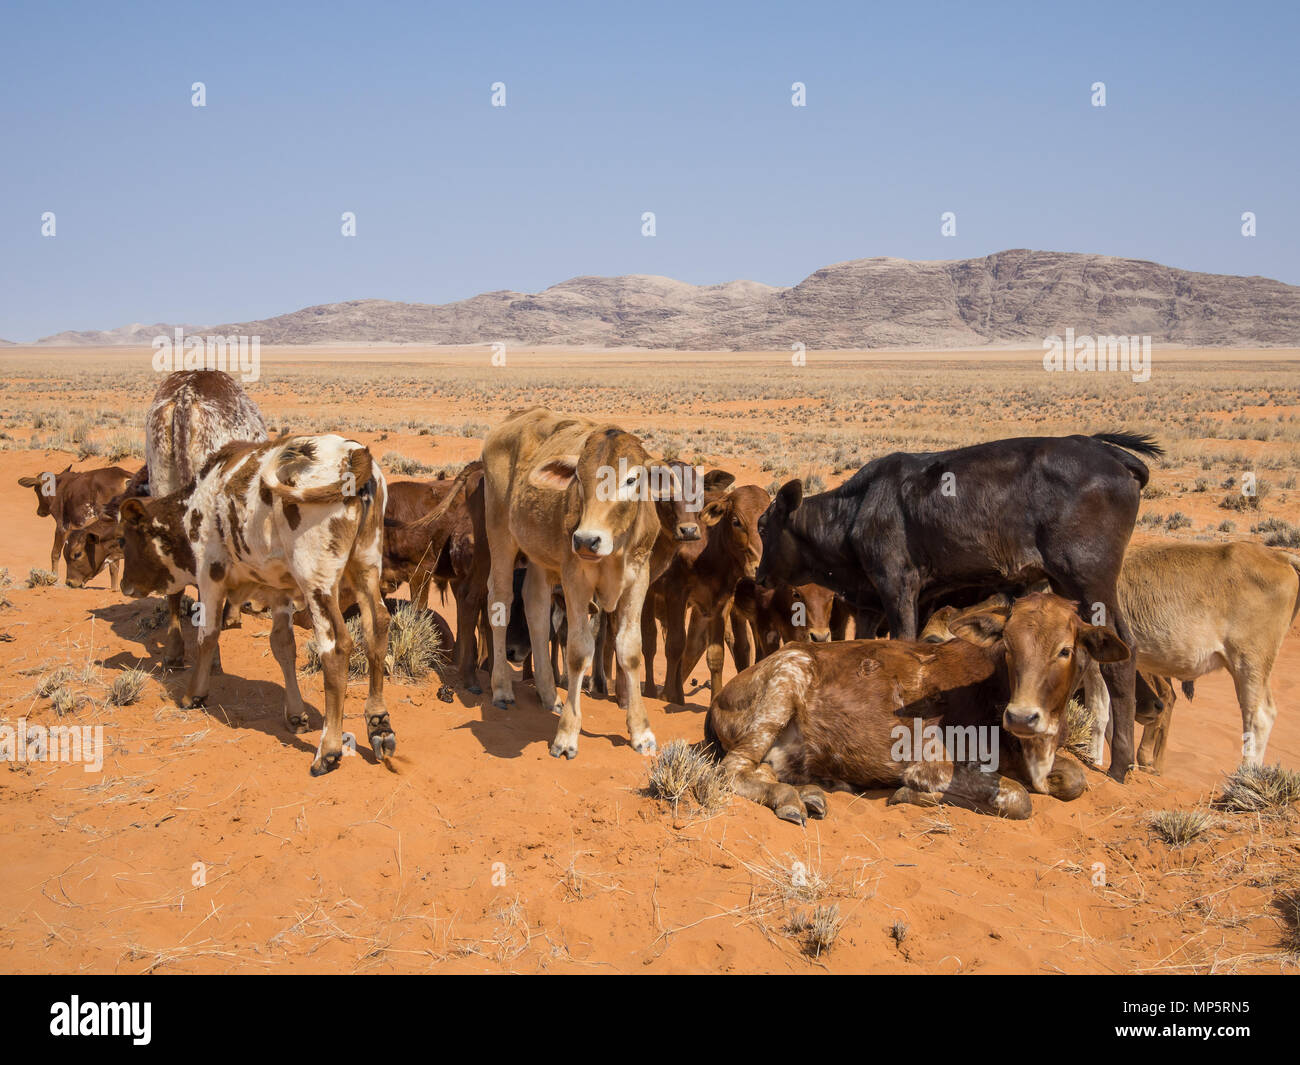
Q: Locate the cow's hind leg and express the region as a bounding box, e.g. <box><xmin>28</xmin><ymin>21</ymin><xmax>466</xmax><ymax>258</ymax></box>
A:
<box><xmin>270</xmin><ymin>607</ymin><xmax>310</xmax><ymax>733</ymax></box>
<box><xmin>1081</xmin><ymin>658</ymin><xmax>1110</xmax><ymax>767</ymax></box>
<box><xmin>307</xmin><ymin>588</ymin><xmax>353</xmax><ymax>776</ymax></box>
<box><xmin>723</xmin><ymin>755</ymin><xmax>808</xmax><ymax>825</ymax></box>
<box><xmin>1229</xmin><ymin>654</ymin><xmax>1277</xmax><ymax>764</ymax></box>
<box><xmin>350</xmin><ymin>564</ymin><xmax>395</xmax><ymax>760</ymax></box>
<box><xmin>163</xmin><ymin>591</ymin><xmax>187</xmax><ymax>669</ymax></box>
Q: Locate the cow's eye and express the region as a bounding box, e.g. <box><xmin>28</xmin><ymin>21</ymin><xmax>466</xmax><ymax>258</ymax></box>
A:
<box><xmin>732</xmin><ymin>516</ymin><xmax>741</xmax><ymax>527</ymax></box>
<box><xmin>1058</xmin><ymin>647</ymin><xmax>1072</xmax><ymax>659</ymax></box>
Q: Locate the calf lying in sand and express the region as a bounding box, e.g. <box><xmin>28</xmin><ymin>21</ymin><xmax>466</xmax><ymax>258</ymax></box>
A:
<box><xmin>705</xmin><ymin>592</ymin><xmax>1128</xmax><ymax>823</ymax></box>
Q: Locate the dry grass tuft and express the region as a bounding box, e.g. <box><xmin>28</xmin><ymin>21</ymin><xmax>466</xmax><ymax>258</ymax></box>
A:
<box><xmin>108</xmin><ymin>667</ymin><xmax>149</xmax><ymax>706</ymax></box>
<box><xmin>646</xmin><ymin>739</ymin><xmax>731</xmax><ymax>815</ymax></box>
<box><xmin>386</xmin><ymin>604</ymin><xmax>446</xmax><ymax>681</ymax></box>
<box><xmin>1148</xmin><ymin>808</ymin><xmax>1215</xmax><ymax>848</ymax></box>
<box><xmin>27</xmin><ymin>568</ymin><xmax>58</xmax><ymax>587</ymax></box>
<box><xmin>1063</xmin><ymin>698</ymin><xmax>1095</xmax><ymax>760</ymax></box>
<box><xmin>1217</xmin><ymin>763</ymin><xmax>1300</xmax><ymax>814</ymax></box>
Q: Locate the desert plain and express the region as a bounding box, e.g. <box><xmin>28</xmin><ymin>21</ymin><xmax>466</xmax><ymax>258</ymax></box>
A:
<box><xmin>0</xmin><ymin>344</ymin><xmax>1298</xmax><ymax>974</ymax></box>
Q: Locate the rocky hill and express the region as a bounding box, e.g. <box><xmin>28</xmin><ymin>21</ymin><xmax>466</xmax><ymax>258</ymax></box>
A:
<box><xmin>32</xmin><ymin>250</ymin><xmax>1300</xmax><ymax>348</ymax></box>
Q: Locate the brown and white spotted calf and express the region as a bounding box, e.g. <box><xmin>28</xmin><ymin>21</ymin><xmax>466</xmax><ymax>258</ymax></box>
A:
<box><xmin>705</xmin><ymin>592</ymin><xmax>1128</xmax><ymax>823</ymax></box>
<box><xmin>119</xmin><ymin>435</ymin><xmax>391</xmax><ymax>776</ymax></box>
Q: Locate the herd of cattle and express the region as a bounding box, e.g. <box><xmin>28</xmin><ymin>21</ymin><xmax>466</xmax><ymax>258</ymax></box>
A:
<box><xmin>18</xmin><ymin>370</ymin><xmax>1300</xmax><ymax>822</ymax></box>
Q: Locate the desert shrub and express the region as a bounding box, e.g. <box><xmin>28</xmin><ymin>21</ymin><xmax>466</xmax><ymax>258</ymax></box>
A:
<box><xmin>108</xmin><ymin>668</ymin><xmax>149</xmax><ymax>706</ymax></box>
<box><xmin>1148</xmin><ymin>808</ymin><xmax>1214</xmax><ymax>848</ymax></box>
<box><xmin>1216</xmin><ymin>763</ymin><xmax>1300</xmax><ymax>813</ymax></box>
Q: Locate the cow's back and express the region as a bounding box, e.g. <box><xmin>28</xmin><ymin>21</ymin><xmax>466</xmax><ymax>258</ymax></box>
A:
<box><xmin>146</xmin><ymin>371</ymin><xmax>268</xmax><ymax>496</ymax></box>
<box><xmin>1120</xmin><ymin>540</ymin><xmax>1300</xmax><ymax>675</ymax></box>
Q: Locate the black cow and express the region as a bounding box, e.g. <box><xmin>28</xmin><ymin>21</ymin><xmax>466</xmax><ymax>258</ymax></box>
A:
<box><xmin>755</xmin><ymin>432</ymin><xmax>1162</xmax><ymax>783</ymax></box>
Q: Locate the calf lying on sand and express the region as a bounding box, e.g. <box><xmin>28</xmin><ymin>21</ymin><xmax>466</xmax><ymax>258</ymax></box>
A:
<box><xmin>706</xmin><ymin>592</ymin><xmax>1128</xmax><ymax>823</ymax></box>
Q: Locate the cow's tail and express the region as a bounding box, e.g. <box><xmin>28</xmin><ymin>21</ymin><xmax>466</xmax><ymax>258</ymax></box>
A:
<box><xmin>172</xmin><ymin>392</ymin><xmax>194</xmax><ymax>488</ymax></box>
<box><xmin>404</xmin><ymin>462</ymin><xmax>479</xmax><ymax>531</ymax></box>
<box><xmin>262</xmin><ymin>445</ymin><xmax>374</xmax><ymax>505</ymax></box>
<box><xmin>1092</xmin><ymin>431</ymin><xmax>1163</xmax><ymax>490</ymax></box>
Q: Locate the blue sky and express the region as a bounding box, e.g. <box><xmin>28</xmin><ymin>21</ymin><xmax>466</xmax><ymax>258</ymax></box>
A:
<box><xmin>2</xmin><ymin>0</ymin><xmax>1297</xmax><ymax>341</ymax></box>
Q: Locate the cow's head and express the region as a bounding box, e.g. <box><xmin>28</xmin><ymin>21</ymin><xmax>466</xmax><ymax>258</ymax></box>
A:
<box><xmin>529</xmin><ymin>428</ymin><xmax>678</xmax><ymax>562</ymax></box>
<box><xmin>63</xmin><ymin>519</ymin><xmax>120</xmax><ymax>588</ymax></box>
<box><xmin>782</xmin><ymin>582</ymin><xmax>838</xmax><ymax>642</ymax></box>
<box><xmin>756</xmin><ymin>479</ymin><xmax>815</xmax><ymax>587</ymax></box>
<box><xmin>18</xmin><ymin>464</ymin><xmax>72</xmax><ymax>518</ymax></box>
<box><xmin>949</xmin><ymin>592</ymin><xmax>1128</xmax><ymax>792</ymax></box>
<box><xmin>700</xmin><ymin>484</ymin><xmax>768</xmax><ymax>580</ymax></box>
<box><xmin>118</xmin><ymin>496</ymin><xmax>196</xmax><ymax>598</ymax></box>
<box><xmin>653</xmin><ymin>463</ymin><xmax>729</xmax><ymax>544</ymax></box>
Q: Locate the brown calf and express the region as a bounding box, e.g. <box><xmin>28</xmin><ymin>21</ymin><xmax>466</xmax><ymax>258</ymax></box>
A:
<box><xmin>647</xmin><ymin>482</ymin><xmax>769</xmax><ymax>704</ymax></box>
<box><xmin>19</xmin><ymin>464</ymin><xmax>133</xmax><ymax>582</ymax></box>
<box><xmin>706</xmin><ymin>592</ymin><xmax>1128</xmax><ymax>823</ymax></box>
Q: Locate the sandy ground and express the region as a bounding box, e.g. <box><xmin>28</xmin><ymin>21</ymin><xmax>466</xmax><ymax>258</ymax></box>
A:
<box><xmin>0</xmin><ymin>347</ymin><xmax>1297</xmax><ymax>974</ymax></box>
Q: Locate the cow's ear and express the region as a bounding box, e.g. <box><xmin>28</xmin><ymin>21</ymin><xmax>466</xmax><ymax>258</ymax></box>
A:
<box><xmin>17</xmin><ymin>476</ymin><xmax>38</xmax><ymax>488</ymax></box>
<box><xmin>59</xmin><ymin>464</ymin><xmax>73</xmax><ymax>475</ymax></box>
<box><xmin>1080</xmin><ymin>624</ymin><xmax>1129</xmax><ymax>663</ymax></box>
<box><xmin>120</xmin><ymin>498</ymin><xmax>148</xmax><ymax>527</ymax></box>
<box><xmin>776</xmin><ymin>479</ymin><xmax>803</xmax><ymax>514</ymax></box>
<box><xmin>528</xmin><ymin>455</ymin><xmax>579</xmax><ymax>492</ymax></box>
<box><xmin>949</xmin><ymin>609</ymin><xmax>1008</xmax><ymax>647</ymax></box>
<box><xmin>84</xmin><ymin>532</ymin><xmax>99</xmax><ymax>548</ymax></box>
<box><xmin>648</xmin><ymin>465</ymin><xmax>683</xmax><ymax>503</ymax></box>
<box><xmin>703</xmin><ymin>469</ymin><xmax>736</xmax><ymax>493</ymax></box>
<box><xmin>700</xmin><ymin>500</ymin><xmax>728</xmax><ymax>527</ymax></box>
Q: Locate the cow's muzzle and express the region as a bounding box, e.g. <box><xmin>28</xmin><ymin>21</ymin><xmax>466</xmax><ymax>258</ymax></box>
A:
<box><xmin>1003</xmin><ymin>705</ymin><xmax>1046</xmax><ymax>736</ymax></box>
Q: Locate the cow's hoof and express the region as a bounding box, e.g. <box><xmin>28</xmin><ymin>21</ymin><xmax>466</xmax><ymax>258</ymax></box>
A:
<box><xmin>492</xmin><ymin>694</ymin><xmax>515</xmax><ymax>710</ymax></box>
<box><xmin>162</xmin><ymin>655</ymin><xmax>185</xmax><ymax>671</ymax></box>
<box><xmin>631</xmin><ymin>733</ymin><xmax>657</xmax><ymax>756</ymax></box>
<box><xmin>643</xmin><ymin>684</ymin><xmax>660</xmax><ymax>700</ymax></box>
<box><xmin>179</xmin><ymin>693</ymin><xmax>206</xmax><ymax>709</ymax></box>
<box><xmin>466</xmin><ymin>681</ymin><xmax>483</xmax><ymax>695</ymax></box>
<box><xmin>549</xmin><ymin>740</ymin><xmax>578</xmax><ymax>760</ymax></box>
<box><xmin>370</xmin><ymin>731</ymin><xmax>397</xmax><ymax>759</ymax></box>
<box><xmin>775</xmin><ymin>804</ymin><xmax>807</xmax><ymax>826</ymax></box>
<box><xmin>436</xmin><ymin>685</ymin><xmax>455</xmax><ymax>704</ymax></box>
<box><xmin>286</xmin><ymin>713</ymin><xmax>310</xmax><ymax>734</ymax></box>
<box><xmin>1107</xmin><ymin>763</ymin><xmax>1130</xmax><ymax>785</ymax></box>
<box><xmin>800</xmin><ymin>787</ymin><xmax>828</xmax><ymax>819</ymax></box>
<box><xmin>310</xmin><ymin>750</ymin><xmax>342</xmax><ymax>776</ymax></box>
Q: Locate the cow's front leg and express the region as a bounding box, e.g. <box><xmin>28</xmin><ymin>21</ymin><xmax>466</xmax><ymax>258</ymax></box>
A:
<box><xmin>1044</xmin><ymin>751</ymin><xmax>1086</xmax><ymax>801</ymax></box>
<box><xmin>894</xmin><ymin>760</ymin><xmax>1032</xmax><ymax>819</ymax></box>
<box><xmin>1080</xmin><ymin>658</ymin><xmax>1110</xmax><ymax>767</ymax></box>
<box><xmin>611</xmin><ymin>571</ymin><xmax>655</xmax><ymax>754</ymax></box>
<box><xmin>107</xmin><ymin>557</ymin><xmax>122</xmax><ymax>593</ymax></box>
<box><xmin>640</xmin><ymin>597</ymin><xmax>660</xmax><ymax>699</ymax></box>
<box><xmin>553</xmin><ymin>570</ymin><xmax>597</xmax><ymax>759</ymax></box>
<box><xmin>180</xmin><ymin>591</ymin><xmax>226</xmax><ymax>709</ymax></box>
<box><xmin>486</xmin><ymin>545</ymin><xmax>517</xmax><ymax>709</ymax></box>
<box><xmin>51</xmin><ymin>526</ymin><xmax>66</xmax><ymax>576</ymax></box>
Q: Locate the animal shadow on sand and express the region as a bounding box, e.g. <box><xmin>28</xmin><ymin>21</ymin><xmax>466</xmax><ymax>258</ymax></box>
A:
<box><xmin>89</xmin><ymin>599</ymin><xmax>385</xmax><ymax>765</ymax></box>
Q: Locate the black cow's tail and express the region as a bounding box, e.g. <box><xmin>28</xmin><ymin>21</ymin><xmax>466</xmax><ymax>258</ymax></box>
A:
<box><xmin>1092</xmin><ymin>432</ymin><xmax>1163</xmax><ymax>490</ymax></box>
